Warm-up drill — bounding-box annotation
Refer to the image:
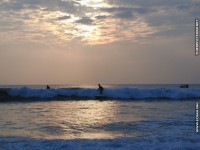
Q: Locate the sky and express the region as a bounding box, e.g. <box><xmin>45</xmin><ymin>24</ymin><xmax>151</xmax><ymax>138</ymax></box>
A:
<box><xmin>0</xmin><ymin>0</ymin><xmax>200</xmax><ymax>85</ymax></box>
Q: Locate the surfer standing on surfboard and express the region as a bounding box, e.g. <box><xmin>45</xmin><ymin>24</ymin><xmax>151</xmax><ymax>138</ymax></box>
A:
<box><xmin>98</xmin><ymin>84</ymin><xmax>104</xmax><ymax>95</ymax></box>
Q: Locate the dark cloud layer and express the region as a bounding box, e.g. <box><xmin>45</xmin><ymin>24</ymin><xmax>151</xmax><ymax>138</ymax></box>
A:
<box><xmin>115</xmin><ymin>10</ymin><xmax>134</xmax><ymax>19</ymax></box>
<box><xmin>75</xmin><ymin>17</ymin><xmax>94</xmax><ymax>25</ymax></box>
<box><xmin>95</xmin><ymin>15</ymin><xmax>108</xmax><ymax>20</ymax></box>
<box><xmin>57</xmin><ymin>15</ymin><xmax>71</xmax><ymax>20</ymax></box>
<box><xmin>101</xmin><ymin>7</ymin><xmax>153</xmax><ymax>14</ymax></box>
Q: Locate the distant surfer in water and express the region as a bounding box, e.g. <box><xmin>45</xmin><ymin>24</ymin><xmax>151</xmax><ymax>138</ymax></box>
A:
<box><xmin>98</xmin><ymin>84</ymin><xmax>104</xmax><ymax>95</ymax></box>
<box><xmin>180</xmin><ymin>84</ymin><xmax>189</xmax><ymax>88</ymax></box>
<box><xmin>46</xmin><ymin>85</ymin><xmax>50</xmax><ymax>89</ymax></box>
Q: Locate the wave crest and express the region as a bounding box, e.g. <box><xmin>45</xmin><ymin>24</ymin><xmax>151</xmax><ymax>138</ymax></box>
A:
<box><xmin>6</xmin><ymin>87</ymin><xmax>200</xmax><ymax>99</ymax></box>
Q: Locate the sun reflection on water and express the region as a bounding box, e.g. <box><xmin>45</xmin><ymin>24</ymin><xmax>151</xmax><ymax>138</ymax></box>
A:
<box><xmin>0</xmin><ymin>100</ymin><xmax>146</xmax><ymax>139</ymax></box>
<box><xmin>60</xmin><ymin>101</ymin><xmax>118</xmax><ymax>139</ymax></box>
<box><xmin>43</xmin><ymin>101</ymin><xmax>145</xmax><ymax>139</ymax></box>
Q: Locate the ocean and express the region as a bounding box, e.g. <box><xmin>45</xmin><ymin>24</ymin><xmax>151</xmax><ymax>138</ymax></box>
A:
<box><xmin>0</xmin><ymin>84</ymin><xmax>200</xmax><ymax>149</ymax></box>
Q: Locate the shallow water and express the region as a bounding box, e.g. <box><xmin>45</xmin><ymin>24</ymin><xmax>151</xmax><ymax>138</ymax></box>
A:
<box><xmin>0</xmin><ymin>99</ymin><xmax>198</xmax><ymax>141</ymax></box>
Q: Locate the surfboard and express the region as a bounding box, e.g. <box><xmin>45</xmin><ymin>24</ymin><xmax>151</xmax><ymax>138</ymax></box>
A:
<box><xmin>95</xmin><ymin>96</ymin><xmax>107</xmax><ymax>100</ymax></box>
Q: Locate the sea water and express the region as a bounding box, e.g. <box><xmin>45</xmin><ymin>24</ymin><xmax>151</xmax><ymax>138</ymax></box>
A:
<box><xmin>0</xmin><ymin>85</ymin><xmax>200</xmax><ymax>149</ymax></box>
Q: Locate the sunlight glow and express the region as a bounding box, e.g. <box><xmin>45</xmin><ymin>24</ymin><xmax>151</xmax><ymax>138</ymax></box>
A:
<box><xmin>76</xmin><ymin>0</ymin><xmax>109</xmax><ymax>8</ymax></box>
<box><xmin>76</xmin><ymin>25</ymin><xmax>96</xmax><ymax>38</ymax></box>
<box><xmin>3</xmin><ymin>0</ymin><xmax>157</xmax><ymax>46</ymax></box>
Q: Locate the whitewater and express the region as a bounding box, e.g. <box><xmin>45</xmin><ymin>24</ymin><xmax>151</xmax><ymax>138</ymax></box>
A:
<box><xmin>1</xmin><ymin>84</ymin><xmax>200</xmax><ymax>100</ymax></box>
<box><xmin>0</xmin><ymin>85</ymin><xmax>200</xmax><ymax>149</ymax></box>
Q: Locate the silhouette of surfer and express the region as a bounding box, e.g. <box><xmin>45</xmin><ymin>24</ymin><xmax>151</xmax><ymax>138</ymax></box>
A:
<box><xmin>46</xmin><ymin>85</ymin><xmax>50</xmax><ymax>89</ymax></box>
<box><xmin>180</xmin><ymin>84</ymin><xmax>189</xmax><ymax>88</ymax></box>
<box><xmin>98</xmin><ymin>84</ymin><xmax>104</xmax><ymax>95</ymax></box>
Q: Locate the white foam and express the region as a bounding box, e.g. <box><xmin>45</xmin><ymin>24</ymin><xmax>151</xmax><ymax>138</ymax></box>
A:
<box><xmin>7</xmin><ymin>87</ymin><xmax>200</xmax><ymax>99</ymax></box>
<box><xmin>0</xmin><ymin>136</ymin><xmax>200</xmax><ymax>150</ymax></box>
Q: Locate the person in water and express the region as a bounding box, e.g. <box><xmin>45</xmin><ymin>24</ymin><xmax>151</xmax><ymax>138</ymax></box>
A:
<box><xmin>46</xmin><ymin>85</ymin><xmax>50</xmax><ymax>89</ymax></box>
<box><xmin>98</xmin><ymin>84</ymin><xmax>104</xmax><ymax>95</ymax></box>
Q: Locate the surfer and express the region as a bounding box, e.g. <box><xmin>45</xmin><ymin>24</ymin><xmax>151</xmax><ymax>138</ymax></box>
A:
<box><xmin>180</xmin><ymin>84</ymin><xmax>189</xmax><ymax>88</ymax></box>
<box><xmin>98</xmin><ymin>84</ymin><xmax>104</xmax><ymax>95</ymax></box>
<box><xmin>46</xmin><ymin>85</ymin><xmax>50</xmax><ymax>89</ymax></box>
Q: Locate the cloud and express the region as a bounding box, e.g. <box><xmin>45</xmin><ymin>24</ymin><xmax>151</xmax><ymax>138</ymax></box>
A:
<box><xmin>101</xmin><ymin>7</ymin><xmax>132</xmax><ymax>13</ymax></box>
<box><xmin>0</xmin><ymin>0</ymin><xmax>42</xmax><ymax>11</ymax></box>
<box><xmin>0</xmin><ymin>0</ymin><xmax>161</xmax><ymax>45</ymax></box>
<box><xmin>134</xmin><ymin>7</ymin><xmax>153</xmax><ymax>14</ymax></box>
<box><xmin>75</xmin><ymin>17</ymin><xmax>94</xmax><ymax>25</ymax></box>
<box><xmin>176</xmin><ymin>4</ymin><xmax>190</xmax><ymax>10</ymax></box>
<box><xmin>106</xmin><ymin>0</ymin><xmax>192</xmax><ymax>7</ymax></box>
<box><xmin>115</xmin><ymin>10</ymin><xmax>134</xmax><ymax>19</ymax></box>
<box><xmin>0</xmin><ymin>0</ymin><xmax>198</xmax><ymax>45</ymax></box>
<box><xmin>95</xmin><ymin>15</ymin><xmax>108</xmax><ymax>20</ymax></box>
<box><xmin>57</xmin><ymin>15</ymin><xmax>71</xmax><ymax>20</ymax></box>
<box><xmin>100</xmin><ymin>6</ymin><xmax>155</xmax><ymax>19</ymax></box>
<box><xmin>82</xmin><ymin>18</ymin><xmax>157</xmax><ymax>45</ymax></box>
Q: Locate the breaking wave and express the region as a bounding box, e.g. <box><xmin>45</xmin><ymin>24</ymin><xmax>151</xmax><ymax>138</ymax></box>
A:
<box><xmin>4</xmin><ymin>86</ymin><xmax>200</xmax><ymax>99</ymax></box>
